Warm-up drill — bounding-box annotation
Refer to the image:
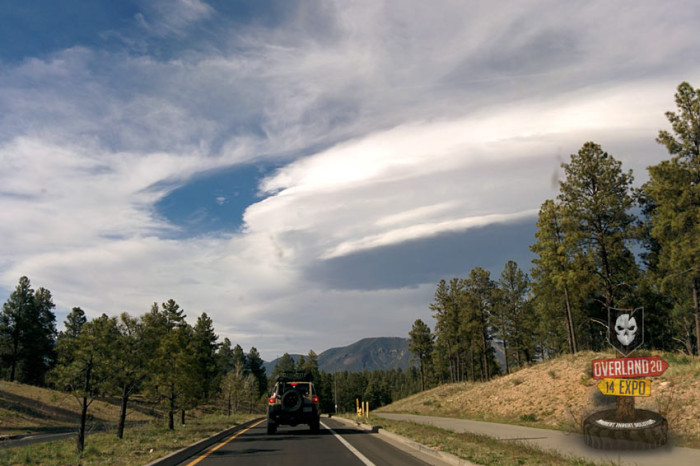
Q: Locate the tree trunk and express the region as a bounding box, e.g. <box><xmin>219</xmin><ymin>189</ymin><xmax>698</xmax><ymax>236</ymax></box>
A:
<box><xmin>168</xmin><ymin>387</ymin><xmax>175</xmax><ymax>430</ymax></box>
<box><xmin>78</xmin><ymin>395</ymin><xmax>88</xmax><ymax>453</ymax></box>
<box><xmin>456</xmin><ymin>348</ymin><xmax>462</xmax><ymax>382</ymax></box>
<box><xmin>563</xmin><ymin>285</ymin><xmax>578</xmax><ymax>353</ymax></box>
<box><xmin>9</xmin><ymin>334</ymin><xmax>19</xmax><ymax>382</ymax></box>
<box><xmin>481</xmin><ymin>324</ymin><xmax>490</xmax><ymax>381</ymax></box>
<box><xmin>77</xmin><ymin>361</ymin><xmax>92</xmax><ymax>453</ymax></box>
<box><xmin>227</xmin><ymin>392</ymin><xmax>232</xmax><ymax>416</ymax></box>
<box><xmin>503</xmin><ymin>339</ymin><xmax>509</xmax><ymax>375</ymax></box>
<box><xmin>419</xmin><ymin>359</ymin><xmax>425</xmax><ymax>391</ymax></box>
<box><xmin>469</xmin><ymin>345</ymin><xmax>475</xmax><ymax>382</ymax></box>
<box><xmin>181</xmin><ymin>409</ymin><xmax>185</xmax><ymax>425</ymax></box>
<box><xmin>117</xmin><ymin>384</ymin><xmax>129</xmax><ymax>439</ymax></box>
<box><xmin>693</xmin><ymin>276</ymin><xmax>699</xmax><ymax>356</ymax></box>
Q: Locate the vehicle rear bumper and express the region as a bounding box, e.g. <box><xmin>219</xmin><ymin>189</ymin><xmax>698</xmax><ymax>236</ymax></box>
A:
<box><xmin>268</xmin><ymin>405</ymin><xmax>319</xmax><ymax>426</ymax></box>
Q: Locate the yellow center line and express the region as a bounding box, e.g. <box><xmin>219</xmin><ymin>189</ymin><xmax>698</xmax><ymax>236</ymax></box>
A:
<box><xmin>186</xmin><ymin>419</ymin><xmax>266</xmax><ymax>466</ymax></box>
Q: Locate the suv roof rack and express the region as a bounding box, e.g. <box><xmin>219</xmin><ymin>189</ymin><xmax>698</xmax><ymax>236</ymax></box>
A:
<box><xmin>275</xmin><ymin>370</ymin><xmax>314</xmax><ymax>383</ymax></box>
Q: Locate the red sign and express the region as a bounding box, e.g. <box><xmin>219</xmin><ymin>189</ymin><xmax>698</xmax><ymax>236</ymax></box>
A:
<box><xmin>591</xmin><ymin>356</ymin><xmax>668</xmax><ymax>379</ymax></box>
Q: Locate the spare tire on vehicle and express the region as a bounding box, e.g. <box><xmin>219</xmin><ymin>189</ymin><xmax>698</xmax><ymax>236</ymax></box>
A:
<box><xmin>281</xmin><ymin>390</ymin><xmax>303</xmax><ymax>412</ymax></box>
<box><xmin>583</xmin><ymin>409</ymin><xmax>667</xmax><ymax>450</ymax></box>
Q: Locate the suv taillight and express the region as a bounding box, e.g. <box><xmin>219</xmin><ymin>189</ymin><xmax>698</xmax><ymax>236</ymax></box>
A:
<box><xmin>269</xmin><ymin>396</ymin><xmax>275</xmax><ymax>404</ymax></box>
<box><xmin>313</xmin><ymin>396</ymin><xmax>319</xmax><ymax>403</ymax></box>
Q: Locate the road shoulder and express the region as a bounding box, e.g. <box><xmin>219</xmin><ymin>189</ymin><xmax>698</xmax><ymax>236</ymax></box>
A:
<box><xmin>144</xmin><ymin>417</ymin><xmax>264</xmax><ymax>466</ymax></box>
<box><xmin>375</xmin><ymin>412</ymin><xmax>700</xmax><ymax>466</ymax></box>
<box><xmin>330</xmin><ymin>415</ymin><xmax>476</xmax><ymax>466</ymax></box>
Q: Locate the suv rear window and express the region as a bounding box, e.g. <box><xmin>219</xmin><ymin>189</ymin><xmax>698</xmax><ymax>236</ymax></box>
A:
<box><xmin>278</xmin><ymin>382</ymin><xmax>312</xmax><ymax>395</ymax></box>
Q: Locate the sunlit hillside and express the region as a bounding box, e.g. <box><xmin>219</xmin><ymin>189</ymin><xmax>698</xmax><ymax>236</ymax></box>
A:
<box><xmin>377</xmin><ymin>351</ymin><xmax>700</xmax><ymax>447</ymax></box>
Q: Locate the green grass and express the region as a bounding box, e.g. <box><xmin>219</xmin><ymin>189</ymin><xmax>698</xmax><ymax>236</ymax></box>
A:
<box><xmin>369</xmin><ymin>416</ymin><xmax>608</xmax><ymax>465</ymax></box>
<box><xmin>0</xmin><ymin>413</ymin><xmax>260</xmax><ymax>465</ymax></box>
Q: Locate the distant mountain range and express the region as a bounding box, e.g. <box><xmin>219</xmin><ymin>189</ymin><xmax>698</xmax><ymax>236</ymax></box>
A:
<box><xmin>263</xmin><ymin>337</ymin><xmax>414</xmax><ymax>374</ymax></box>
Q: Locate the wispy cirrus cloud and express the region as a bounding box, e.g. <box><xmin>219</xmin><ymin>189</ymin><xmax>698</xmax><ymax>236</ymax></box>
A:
<box><xmin>1</xmin><ymin>1</ymin><xmax>699</xmax><ymax>358</ymax></box>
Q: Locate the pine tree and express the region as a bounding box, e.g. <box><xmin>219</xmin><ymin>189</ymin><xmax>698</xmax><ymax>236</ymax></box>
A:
<box><xmin>299</xmin><ymin>350</ymin><xmax>320</xmax><ymax>382</ymax></box>
<box><xmin>246</xmin><ymin>347</ymin><xmax>267</xmax><ymax>399</ymax></box>
<box><xmin>1</xmin><ymin>277</ymin><xmax>34</xmax><ymax>382</ymax></box>
<box><xmin>558</xmin><ymin>142</ymin><xmax>639</xmax><ymax>421</ymax></box>
<box><xmin>191</xmin><ymin>312</ymin><xmax>220</xmax><ymax>401</ymax></box>
<box><xmin>558</xmin><ymin>142</ymin><xmax>638</xmax><ymax>311</ymax></box>
<box><xmin>0</xmin><ymin>277</ymin><xmax>57</xmax><ymax>385</ymax></box>
<box><xmin>61</xmin><ymin>307</ymin><xmax>87</xmax><ymax>339</ymax></box>
<box><xmin>645</xmin><ymin>81</ymin><xmax>700</xmax><ymax>354</ymax></box>
<box><xmin>408</xmin><ymin>319</ymin><xmax>434</xmax><ymax>390</ymax></box>
<box><xmin>141</xmin><ymin>299</ymin><xmax>192</xmax><ymax>430</ymax></box>
<box><xmin>271</xmin><ymin>353</ymin><xmax>296</xmax><ymax>381</ymax></box>
<box><xmin>464</xmin><ymin>267</ymin><xmax>497</xmax><ymax>381</ymax></box>
<box><xmin>218</xmin><ymin>338</ymin><xmax>235</xmax><ymax>375</ymax></box>
<box><xmin>52</xmin><ymin>314</ymin><xmax>118</xmax><ymax>453</ymax></box>
<box><xmin>113</xmin><ymin>313</ymin><xmax>147</xmax><ymax>439</ymax></box>
<box><xmin>494</xmin><ymin>261</ymin><xmax>533</xmax><ymax>372</ymax></box>
<box><xmin>530</xmin><ymin>200</ymin><xmax>587</xmax><ymax>354</ymax></box>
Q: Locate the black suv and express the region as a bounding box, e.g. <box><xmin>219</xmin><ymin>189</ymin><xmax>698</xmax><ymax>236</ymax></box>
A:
<box><xmin>267</xmin><ymin>373</ymin><xmax>320</xmax><ymax>434</ymax></box>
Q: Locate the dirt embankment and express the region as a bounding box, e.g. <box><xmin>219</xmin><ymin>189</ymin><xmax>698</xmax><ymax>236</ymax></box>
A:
<box><xmin>378</xmin><ymin>351</ymin><xmax>700</xmax><ymax>447</ymax></box>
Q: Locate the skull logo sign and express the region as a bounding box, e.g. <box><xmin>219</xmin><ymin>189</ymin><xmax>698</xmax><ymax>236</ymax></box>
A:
<box><xmin>615</xmin><ymin>314</ymin><xmax>637</xmax><ymax>346</ymax></box>
<box><xmin>607</xmin><ymin>307</ymin><xmax>644</xmax><ymax>356</ymax></box>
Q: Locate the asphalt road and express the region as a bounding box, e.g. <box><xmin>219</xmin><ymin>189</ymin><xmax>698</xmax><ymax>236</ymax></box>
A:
<box><xmin>177</xmin><ymin>418</ymin><xmax>434</xmax><ymax>466</ymax></box>
<box><xmin>0</xmin><ymin>431</ymin><xmax>77</xmax><ymax>449</ymax></box>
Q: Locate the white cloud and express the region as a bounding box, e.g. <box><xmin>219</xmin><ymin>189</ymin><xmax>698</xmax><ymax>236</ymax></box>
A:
<box><xmin>136</xmin><ymin>0</ymin><xmax>214</xmax><ymax>37</ymax></box>
<box><xmin>1</xmin><ymin>1</ymin><xmax>700</xmax><ymax>359</ymax></box>
<box><xmin>244</xmin><ymin>79</ymin><xmax>675</xmax><ymax>265</ymax></box>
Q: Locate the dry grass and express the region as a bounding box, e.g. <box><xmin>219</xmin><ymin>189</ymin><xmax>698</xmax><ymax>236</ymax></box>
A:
<box><xmin>378</xmin><ymin>350</ymin><xmax>700</xmax><ymax>448</ymax></box>
<box><xmin>0</xmin><ymin>381</ymin><xmax>154</xmax><ymax>436</ymax></box>
<box><xmin>0</xmin><ymin>381</ymin><xmax>260</xmax><ymax>465</ymax></box>
<box><xmin>0</xmin><ymin>413</ymin><xmax>259</xmax><ymax>465</ymax></box>
<box><xmin>371</xmin><ymin>416</ymin><xmax>602</xmax><ymax>465</ymax></box>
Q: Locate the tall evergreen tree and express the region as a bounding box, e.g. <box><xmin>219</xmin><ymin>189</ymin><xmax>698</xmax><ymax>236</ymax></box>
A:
<box><xmin>246</xmin><ymin>347</ymin><xmax>267</xmax><ymax>398</ymax></box>
<box><xmin>559</xmin><ymin>142</ymin><xmax>639</xmax><ymax>420</ymax></box>
<box><xmin>232</xmin><ymin>344</ymin><xmax>247</xmax><ymax>374</ymax></box>
<box><xmin>558</xmin><ymin>142</ymin><xmax>638</xmax><ymax>311</ymax></box>
<box><xmin>1</xmin><ymin>277</ymin><xmax>34</xmax><ymax>382</ymax></box>
<box><xmin>0</xmin><ymin>277</ymin><xmax>57</xmax><ymax>385</ymax></box>
<box><xmin>464</xmin><ymin>267</ymin><xmax>497</xmax><ymax>381</ymax></box>
<box><xmin>530</xmin><ymin>200</ymin><xmax>582</xmax><ymax>354</ymax></box>
<box><xmin>191</xmin><ymin>312</ymin><xmax>220</xmax><ymax>401</ymax></box>
<box><xmin>408</xmin><ymin>319</ymin><xmax>434</xmax><ymax>391</ymax></box>
<box><xmin>218</xmin><ymin>337</ymin><xmax>235</xmax><ymax>374</ymax></box>
<box><xmin>494</xmin><ymin>261</ymin><xmax>533</xmax><ymax>372</ymax></box>
<box><xmin>112</xmin><ymin>313</ymin><xmax>147</xmax><ymax>439</ymax></box>
<box><xmin>430</xmin><ymin>279</ymin><xmax>453</xmax><ymax>382</ymax></box>
<box><xmin>52</xmin><ymin>314</ymin><xmax>118</xmax><ymax>453</ymax></box>
<box><xmin>645</xmin><ymin>81</ymin><xmax>700</xmax><ymax>354</ymax></box>
<box><xmin>271</xmin><ymin>352</ymin><xmax>296</xmax><ymax>382</ymax></box>
<box><xmin>61</xmin><ymin>307</ymin><xmax>87</xmax><ymax>339</ymax></box>
<box><xmin>22</xmin><ymin>287</ymin><xmax>57</xmax><ymax>386</ymax></box>
<box><xmin>299</xmin><ymin>349</ymin><xmax>320</xmax><ymax>383</ymax></box>
<box><xmin>141</xmin><ymin>299</ymin><xmax>192</xmax><ymax>430</ymax></box>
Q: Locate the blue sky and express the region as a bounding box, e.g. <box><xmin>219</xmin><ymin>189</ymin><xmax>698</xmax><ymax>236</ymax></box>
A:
<box><xmin>1</xmin><ymin>0</ymin><xmax>699</xmax><ymax>360</ymax></box>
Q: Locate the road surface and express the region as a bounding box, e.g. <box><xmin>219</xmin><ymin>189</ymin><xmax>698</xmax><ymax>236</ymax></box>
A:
<box><xmin>177</xmin><ymin>417</ymin><xmax>438</xmax><ymax>466</ymax></box>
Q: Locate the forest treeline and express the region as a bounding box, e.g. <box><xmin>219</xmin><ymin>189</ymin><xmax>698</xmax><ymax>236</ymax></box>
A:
<box><xmin>0</xmin><ymin>277</ymin><xmax>422</xmax><ymax>452</ymax></box>
<box><xmin>0</xmin><ymin>284</ymin><xmax>266</xmax><ymax>451</ymax></box>
<box><xmin>408</xmin><ymin>81</ymin><xmax>700</xmax><ymax>391</ymax></box>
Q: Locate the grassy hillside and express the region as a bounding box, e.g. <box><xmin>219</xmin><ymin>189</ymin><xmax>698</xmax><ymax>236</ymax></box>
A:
<box><xmin>0</xmin><ymin>381</ymin><xmax>156</xmax><ymax>437</ymax></box>
<box><xmin>377</xmin><ymin>350</ymin><xmax>700</xmax><ymax>447</ymax></box>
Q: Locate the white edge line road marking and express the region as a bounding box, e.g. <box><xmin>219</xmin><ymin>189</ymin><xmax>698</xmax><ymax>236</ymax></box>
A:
<box><xmin>321</xmin><ymin>421</ymin><xmax>377</xmax><ymax>466</ymax></box>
